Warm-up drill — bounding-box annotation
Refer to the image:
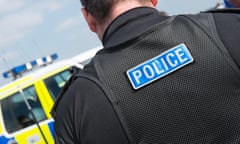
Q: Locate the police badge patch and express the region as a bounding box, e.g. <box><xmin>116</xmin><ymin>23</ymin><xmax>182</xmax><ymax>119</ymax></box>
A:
<box><xmin>126</xmin><ymin>43</ymin><xmax>194</xmax><ymax>90</ymax></box>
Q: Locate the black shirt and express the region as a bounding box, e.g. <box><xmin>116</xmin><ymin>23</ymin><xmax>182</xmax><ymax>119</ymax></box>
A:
<box><xmin>53</xmin><ymin>7</ymin><xmax>240</xmax><ymax>144</ymax></box>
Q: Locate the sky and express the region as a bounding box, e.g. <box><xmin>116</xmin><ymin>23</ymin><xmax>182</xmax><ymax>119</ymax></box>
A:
<box><xmin>0</xmin><ymin>0</ymin><xmax>222</xmax><ymax>86</ymax></box>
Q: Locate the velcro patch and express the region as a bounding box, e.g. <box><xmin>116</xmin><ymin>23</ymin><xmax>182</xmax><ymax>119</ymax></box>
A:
<box><xmin>126</xmin><ymin>43</ymin><xmax>194</xmax><ymax>90</ymax></box>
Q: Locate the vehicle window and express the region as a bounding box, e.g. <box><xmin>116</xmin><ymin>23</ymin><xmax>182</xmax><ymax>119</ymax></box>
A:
<box><xmin>44</xmin><ymin>70</ymin><xmax>72</xmax><ymax>100</ymax></box>
<box><xmin>1</xmin><ymin>86</ymin><xmax>46</xmax><ymax>133</ymax></box>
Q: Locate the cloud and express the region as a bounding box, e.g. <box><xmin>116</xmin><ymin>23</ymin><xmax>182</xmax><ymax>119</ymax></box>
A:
<box><xmin>43</xmin><ymin>1</ymin><xmax>63</xmax><ymax>12</ymax></box>
<box><xmin>0</xmin><ymin>9</ymin><xmax>43</xmax><ymax>49</ymax></box>
<box><xmin>0</xmin><ymin>0</ymin><xmax>26</xmax><ymax>15</ymax></box>
<box><xmin>30</xmin><ymin>1</ymin><xmax>64</xmax><ymax>12</ymax></box>
<box><xmin>57</xmin><ymin>17</ymin><xmax>81</xmax><ymax>31</ymax></box>
<box><xmin>0</xmin><ymin>1</ymin><xmax>65</xmax><ymax>49</ymax></box>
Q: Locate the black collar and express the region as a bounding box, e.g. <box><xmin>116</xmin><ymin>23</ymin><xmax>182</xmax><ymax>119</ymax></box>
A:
<box><xmin>102</xmin><ymin>7</ymin><xmax>169</xmax><ymax>49</ymax></box>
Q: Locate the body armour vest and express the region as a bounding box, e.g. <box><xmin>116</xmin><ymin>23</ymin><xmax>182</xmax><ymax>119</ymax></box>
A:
<box><xmin>86</xmin><ymin>13</ymin><xmax>240</xmax><ymax>143</ymax></box>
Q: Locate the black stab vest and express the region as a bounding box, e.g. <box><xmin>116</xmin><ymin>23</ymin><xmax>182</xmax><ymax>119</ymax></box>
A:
<box><xmin>91</xmin><ymin>14</ymin><xmax>240</xmax><ymax>144</ymax></box>
<box><xmin>89</xmin><ymin>13</ymin><xmax>240</xmax><ymax>143</ymax></box>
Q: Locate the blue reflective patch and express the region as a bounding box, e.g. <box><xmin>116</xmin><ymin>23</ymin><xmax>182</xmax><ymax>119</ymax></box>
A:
<box><xmin>126</xmin><ymin>43</ymin><xmax>194</xmax><ymax>90</ymax></box>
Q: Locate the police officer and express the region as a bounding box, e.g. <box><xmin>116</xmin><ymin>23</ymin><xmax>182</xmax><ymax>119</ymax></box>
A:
<box><xmin>225</xmin><ymin>0</ymin><xmax>240</xmax><ymax>8</ymax></box>
<box><xmin>52</xmin><ymin>0</ymin><xmax>240</xmax><ymax>143</ymax></box>
<box><xmin>216</xmin><ymin>0</ymin><xmax>240</xmax><ymax>8</ymax></box>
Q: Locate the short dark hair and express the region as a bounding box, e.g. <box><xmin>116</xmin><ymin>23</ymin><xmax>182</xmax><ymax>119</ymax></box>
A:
<box><xmin>80</xmin><ymin>0</ymin><xmax>119</xmax><ymax>23</ymax></box>
<box><xmin>80</xmin><ymin>0</ymin><xmax>150</xmax><ymax>23</ymax></box>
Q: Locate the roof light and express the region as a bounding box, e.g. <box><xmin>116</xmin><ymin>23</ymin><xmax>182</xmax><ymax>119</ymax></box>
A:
<box><xmin>2</xmin><ymin>53</ymin><xmax>58</xmax><ymax>79</ymax></box>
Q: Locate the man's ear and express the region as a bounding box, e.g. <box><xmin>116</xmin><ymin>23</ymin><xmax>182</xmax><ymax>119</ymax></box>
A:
<box><xmin>151</xmin><ymin>0</ymin><xmax>158</xmax><ymax>7</ymax></box>
<box><xmin>81</xmin><ymin>8</ymin><xmax>97</xmax><ymax>32</ymax></box>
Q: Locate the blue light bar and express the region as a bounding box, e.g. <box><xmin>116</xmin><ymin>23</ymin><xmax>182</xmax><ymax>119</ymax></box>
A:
<box><xmin>31</xmin><ymin>61</ymin><xmax>37</xmax><ymax>66</ymax></box>
<box><xmin>51</xmin><ymin>54</ymin><xmax>58</xmax><ymax>60</ymax></box>
<box><xmin>2</xmin><ymin>53</ymin><xmax>58</xmax><ymax>79</ymax></box>
<box><xmin>3</xmin><ymin>72</ymin><xmax>11</xmax><ymax>79</ymax></box>
<box><xmin>12</xmin><ymin>64</ymin><xmax>26</xmax><ymax>74</ymax></box>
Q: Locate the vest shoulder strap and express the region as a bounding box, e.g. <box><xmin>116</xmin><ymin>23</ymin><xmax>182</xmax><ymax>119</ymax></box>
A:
<box><xmin>206</xmin><ymin>8</ymin><xmax>240</xmax><ymax>14</ymax></box>
<box><xmin>185</xmin><ymin>13</ymin><xmax>240</xmax><ymax>80</ymax></box>
<box><xmin>51</xmin><ymin>66</ymin><xmax>82</xmax><ymax>117</ymax></box>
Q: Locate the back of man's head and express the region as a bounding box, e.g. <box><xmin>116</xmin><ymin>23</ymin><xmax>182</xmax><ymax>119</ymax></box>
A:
<box><xmin>80</xmin><ymin>0</ymin><xmax>119</xmax><ymax>23</ymax></box>
<box><xmin>80</xmin><ymin>0</ymin><xmax>154</xmax><ymax>23</ymax></box>
<box><xmin>80</xmin><ymin>0</ymin><xmax>157</xmax><ymax>40</ymax></box>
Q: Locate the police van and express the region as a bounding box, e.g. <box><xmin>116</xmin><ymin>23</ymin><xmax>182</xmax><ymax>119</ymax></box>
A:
<box><xmin>0</xmin><ymin>47</ymin><xmax>100</xmax><ymax>144</ymax></box>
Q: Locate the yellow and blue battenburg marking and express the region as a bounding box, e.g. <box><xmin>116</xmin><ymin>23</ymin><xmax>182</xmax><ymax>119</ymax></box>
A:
<box><xmin>0</xmin><ymin>121</ymin><xmax>55</xmax><ymax>144</ymax></box>
<box><xmin>126</xmin><ymin>43</ymin><xmax>194</xmax><ymax>90</ymax></box>
<box><xmin>0</xmin><ymin>48</ymin><xmax>100</xmax><ymax>144</ymax></box>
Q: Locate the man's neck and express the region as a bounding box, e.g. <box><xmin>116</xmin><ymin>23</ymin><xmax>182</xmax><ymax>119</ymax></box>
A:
<box><xmin>98</xmin><ymin>1</ymin><xmax>155</xmax><ymax>40</ymax></box>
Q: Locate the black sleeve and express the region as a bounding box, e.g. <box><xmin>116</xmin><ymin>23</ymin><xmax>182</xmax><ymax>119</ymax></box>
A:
<box><xmin>213</xmin><ymin>13</ymin><xmax>240</xmax><ymax>68</ymax></box>
<box><xmin>53</xmin><ymin>77</ymin><xmax>129</xmax><ymax>144</ymax></box>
